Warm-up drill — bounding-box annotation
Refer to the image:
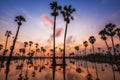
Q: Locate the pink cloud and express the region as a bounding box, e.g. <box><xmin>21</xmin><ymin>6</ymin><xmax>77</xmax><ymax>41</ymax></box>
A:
<box><xmin>47</xmin><ymin>28</ymin><xmax>64</xmax><ymax>43</ymax></box>
<box><xmin>41</xmin><ymin>14</ymin><xmax>53</xmax><ymax>25</ymax></box>
<box><xmin>55</xmin><ymin>28</ymin><xmax>63</xmax><ymax>37</ymax></box>
<box><xmin>66</xmin><ymin>35</ymin><xmax>75</xmax><ymax>44</ymax></box>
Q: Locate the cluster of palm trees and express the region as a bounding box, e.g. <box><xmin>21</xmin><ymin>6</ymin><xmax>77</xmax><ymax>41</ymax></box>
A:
<box><xmin>0</xmin><ymin>1</ymin><xmax>120</xmax><ymax>67</ymax></box>
<box><xmin>50</xmin><ymin>1</ymin><xmax>75</xmax><ymax>65</ymax></box>
<box><xmin>99</xmin><ymin>23</ymin><xmax>120</xmax><ymax>61</ymax></box>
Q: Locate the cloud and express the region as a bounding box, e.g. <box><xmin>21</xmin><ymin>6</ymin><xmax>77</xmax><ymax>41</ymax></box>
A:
<box><xmin>55</xmin><ymin>28</ymin><xmax>64</xmax><ymax>37</ymax></box>
<box><xmin>47</xmin><ymin>27</ymin><xmax>64</xmax><ymax>43</ymax></box>
<box><xmin>41</xmin><ymin>14</ymin><xmax>53</xmax><ymax>29</ymax></box>
<box><xmin>66</xmin><ymin>35</ymin><xmax>75</xmax><ymax>44</ymax></box>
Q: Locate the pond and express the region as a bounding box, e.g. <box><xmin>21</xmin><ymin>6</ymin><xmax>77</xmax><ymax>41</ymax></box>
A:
<box><xmin>0</xmin><ymin>59</ymin><xmax>120</xmax><ymax>80</ymax></box>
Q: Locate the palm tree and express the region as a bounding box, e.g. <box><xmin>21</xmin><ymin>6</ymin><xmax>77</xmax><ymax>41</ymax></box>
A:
<box><xmin>50</xmin><ymin>1</ymin><xmax>61</xmax><ymax>65</ymax></box>
<box><xmin>74</xmin><ymin>46</ymin><xmax>79</xmax><ymax>57</ymax></box>
<box><xmin>3</xmin><ymin>30</ymin><xmax>12</xmax><ymax>55</ymax></box>
<box><xmin>89</xmin><ymin>36</ymin><xmax>99</xmax><ymax>80</ymax></box>
<box><xmin>83</xmin><ymin>41</ymin><xmax>92</xmax><ymax>80</ymax></box>
<box><xmin>41</xmin><ymin>47</ymin><xmax>46</xmax><ymax>57</ymax></box>
<box><xmin>35</xmin><ymin>43</ymin><xmax>39</xmax><ymax>57</ymax></box>
<box><xmin>105</xmin><ymin>23</ymin><xmax>117</xmax><ymax>61</ymax></box>
<box><xmin>29</xmin><ymin>41</ymin><xmax>33</xmax><ymax>53</ymax></box>
<box><xmin>0</xmin><ymin>44</ymin><xmax>3</xmax><ymax>51</ymax></box>
<box><xmin>61</xmin><ymin>5</ymin><xmax>75</xmax><ymax>65</ymax></box>
<box><xmin>83</xmin><ymin>41</ymin><xmax>88</xmax><ymax>67</ymax></box>
<box><xmin>99</xmin><ymin>29</ymin><xmax>109</xmax><ymax>49</ymax></box>
<box><xmin>19</xmin><ymin>48</ymin><xmax>25</xmax><ymax>57</ymax></box>
<box><xmin>6</xmin><ymin>15</ymin><xmax>26</xmax><ymax>80</ymax></box>
<box><xmin>24</xmin><ymin>42</ymin><xmax>28</xmax><ymax>48</ymax></box>
<box><xmin>97</xmin><ymin>47</ymin><xmax>101</xmax><ymax>53</ymax></box>
<box><xmin>115</xmin><ymin>28</ymin><xmax>120</xmax><ymax>41</ymax></box>
<box><xmin>24</xmin><ymin>42</ymin><xmax>28</xmax><ymax>56</ymax></box>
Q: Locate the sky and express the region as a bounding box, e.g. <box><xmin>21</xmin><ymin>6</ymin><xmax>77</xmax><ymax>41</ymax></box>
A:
<box><xmin>0</xmin><ymin>0</ymin><xmax>120</xmax><ymax>54</ymax></box>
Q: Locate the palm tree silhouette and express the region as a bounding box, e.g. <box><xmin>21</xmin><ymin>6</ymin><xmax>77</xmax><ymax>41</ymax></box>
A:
<box><xmin>115</xmin><ymin>28</ymin><xmax>120</xmax><ymax>41</ymax></box>
<box><xmin>74</xmin><ymin>46</ymin><xmax>79</xmax><ymax>57</ymax></box>
<box><xmin>29</xmin><ymin>41</ymin><xmax>33</xmax><ymax>53</ymax></box>
<box><xmin>99</xmin><ymin>29</ymin><xmax>109</xmax><ymax>49</ymax></box>
<box><xmin>24</xmin><ymin>42</ymin><xmax>28</xmax><ymax>56</ymax></box>
<box><xmin>6</xmin><ymin>15</ymin><xmax>26</xmax><ymax>80</ymax></box>
<box><xmin>83</xmin><ymin>41</ymin><xmax>93</xmax><ymax>80</ymax></box>
<box><xmin>19</xmin><ymin>48</ymin><xmax>25</xmax><ymax>57</ymax></box>
<box><xmin>35</xmin><ymin>43</ymin><xmax>39</xmax><ymax>57</ymax></box>
<box><xmin>3</xmin><ymin>30</ymin><xmax>12</xmax><ymax>55</ymax></box>
<box><xmin>61</xmin><ymin>5</ymin><xmax>75</xmax><ymax>65</ymax></box>
<box><xmin>0</xmin><ymin>44</ymin><xmax>3</xmax><ymax>51</ymax></box>
<box><xmin>105</xmin><ymin>23</ymin><xmax>116</xmax><ymax>61</ymax></box>
<box><xmin>50</xmin><ymin>1</ymin><xmax>61</xmax><ymax>65</ymax></box>
<box><xmin>89</xmin><ymin>36</ymin><xmax>99</xmax><ymax>80</ymax></box>
<box><xmin>41</xmin><ymin>47</ymin><xmax>46</xmax><ymax>57</ymax></box>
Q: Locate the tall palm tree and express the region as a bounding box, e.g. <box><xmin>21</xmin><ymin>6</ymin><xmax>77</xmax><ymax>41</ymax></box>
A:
<box><xmin>115</xmin><ymin>28</ymin><xmax>120</xmax><ymax>41</ymax></box>
<box><xmin>83</xmin><ymin>41</ymin><xmax>92</xmax><ymax>80</ymax></box>
<box><xmin>105</xmin><ymin>23</ymin><xmax>116</xmax><ymax>61</ymax></box>
<box><xmin>83</xmin><ymin>41</ymin><xmax>89</xmax><ymax>69</ymax></box>
<box><xmin>99</xmin><ymin>29</ymin><xmax>109</xmax><ymax>49</ymax></box>
<box><xmin>0</xmin><ymin>44</ymin><xmax>3</xmax><ymax>51</ymax></box>
<box><xmin>89</xmin><ymin>36</ymin><xmax>99</xmax><ymax>80</ymax></box>
<box><xmin>61</xmin><ymin>5</ymin><xmax>75</xmax><ymax>65</ymax></box>
<box><xmin>6</xmin><ymin>15</ymin><xmax>26</xmax><ymax>80</ymax></box>
<box><xmin>3</xmin><ymin>30</ymin><xmax>12</xmax><ymax>55</ymax></box>
<box><xmin>29</xmin><ymin>41</ymin><xmax>33</xmax><ymax>53</ymax></box>
<box><xmin>50</xmin><ymin>1</ymin><xmax>61</xmax><ymax>65</ymax></box>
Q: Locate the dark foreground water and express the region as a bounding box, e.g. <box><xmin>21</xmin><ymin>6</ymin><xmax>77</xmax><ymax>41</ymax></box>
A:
<box><xmin>0</xmin><ymin>59</ymin><xmax>120</xmax><ymax>80</ymax></box>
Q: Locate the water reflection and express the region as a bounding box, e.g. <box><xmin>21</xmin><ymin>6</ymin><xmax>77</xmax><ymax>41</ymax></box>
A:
<box><xmin>0</xmin><ymin>59</ymin><xmax>120</xmax><ymax>80</ymax></box>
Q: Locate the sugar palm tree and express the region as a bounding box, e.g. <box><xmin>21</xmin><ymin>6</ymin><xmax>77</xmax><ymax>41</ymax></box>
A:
<box><xmin>6</xmin><ymin>15</ymin><xmax>26</xmax><ymax>80</ymax></box>
<box><xmin>3</xmin><ymin>30</ymin><xmax>12</xmax><ymax>55</ymax></box>
<box><xmin>0</xmin><ymin>44</ymin><xmax>3</xmax><ymax>51</ymax></box>
<box><xmin>115</xmin><ymin>28</ymin><xmax>120</xmax><ymax>41</ymax></box>
<box><xmin>105</xmin><ymin>23</ymin><xmax>116</xmax><ymax>60</ymax></box>
<box><xmin>19</xmin><ymin>48</ymin><xmax>25</xmax><ymax>57</ymax></box>
<box><xmin>24</xmin><ymin>42</ymin><xmax>28</xmax><ymax>48</ymax></box>
<box><xmin>61</xmin><ymin>5</ymin><xmax>75</xmax><ymax>65</ymax></box>
<box><xmin>83</xmin><ymin>41</ymin><xmax>88</xmax><ymax>68</ymax></box>
<box><xmin>24</xmin><ymin>42</ymin><xmax>28</xmax><ymax>56</ymax></box>
<box><xmin>99</xmin><ymin>29</ymin><xmax>109</xmax><ymax>49</ymax></box>
<box><xmin>83</xmin><ymin>41</ymin><xmax>92</xmax><ymax>80</ymax></box>
<box><xmin>29</xmin><ymin>41</ymin><xmax>33</xmax><ymax>53</ymax></box>
<box><xmin>89</xmin><ymin>36</ymin><xmax>99</xmax><ymax>80</ymax></box>
<box><xmin>50</xmin><ymin>1</ymin><xmax>61</xmax><ymax>65</ymax></box>
<box><xmin>35</xmin><ymin>43</ymin><xmax>39</xmax><ymax>57</ymax></box>
<box><xmin>74</xmin><ymin>46</ymin><xmax>79</xmax><ymax>57</ymax></box>
<box><xmin>41</xmin><ymin>47</ymin><xmax>46</xmax><ymax>57</ymax></box>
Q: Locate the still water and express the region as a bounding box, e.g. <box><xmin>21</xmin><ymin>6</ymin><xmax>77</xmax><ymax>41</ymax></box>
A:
<box><xmin>0</xmin><ymin>59</ymin><xmax>120</xmax><ymax>80</ymax></box>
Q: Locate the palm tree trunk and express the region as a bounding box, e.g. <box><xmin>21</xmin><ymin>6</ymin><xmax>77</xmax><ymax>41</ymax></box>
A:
<box><xmin>53</xmin><ymin>16</ymin><xmax>56</xmax><ymax>65</ymax></box>
<box><xmin>105</xmin><ymin>38</ymin><xmax>115</xmax><ymax>80</ymax></box>
<box><xmin>85</xmin><ymin>47</ymin><xmax>89</xmax><ymax>74</ymax></box>
<box><xmin>104</xmin><ymin>40</ymin><xmax>109</xmax><ymax>50</ymax></box>
<box><xmin>3</xmin><ymin>36</ymin><xmax>9</xmax><ymax>55</ymax></box>
<box><xmin>52</xmin><ymin>66</ymin><xmax>56</xmax><ymax>80</ymax></box>
<box><xmin>63</xmin><ymin>65</ymin><xmax>66</xmax><ymax>80</ymax></box>
<box><xmin>6</xmin><ymin>24</ymin><xmax>21</xmax><ymax>80</ymax></box>
<box><xmin>118</xmin><ymin>36</ymin><xmax>120</xmax><ymax>41</ymax></box>
<box><xmin>111</xmin><ymin>36</ymin><xmax>116</xmax><ymax>61</ymax></box>
<box><xmin>92</xmin><ymin>44</ymin><xmax>99</xmax><ymax>79</ymax></box>
<box><xmin>63</xmin><ymin>23</ymin><xmax>68</xmax><ymax>65</ymax></box>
